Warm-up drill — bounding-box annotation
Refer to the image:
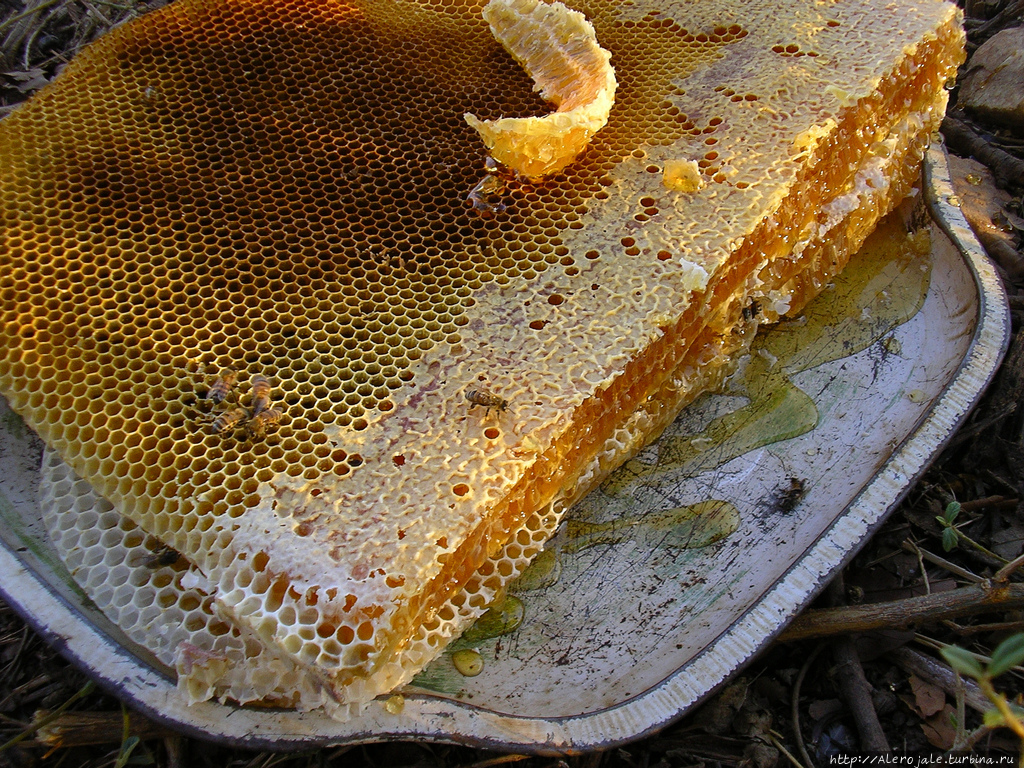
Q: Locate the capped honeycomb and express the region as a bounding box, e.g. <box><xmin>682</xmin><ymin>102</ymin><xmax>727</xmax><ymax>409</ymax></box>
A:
<box><xmin>0</xmin><ymin>0</ymin><xmax>963</xmax><ymax>713</ymax></box>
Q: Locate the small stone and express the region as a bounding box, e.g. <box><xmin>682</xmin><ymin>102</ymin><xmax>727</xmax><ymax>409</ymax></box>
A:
<box><xmin>958</xmin><ymin>27</ymin><xmax>1024</xmax><ymax>129</ymax></box>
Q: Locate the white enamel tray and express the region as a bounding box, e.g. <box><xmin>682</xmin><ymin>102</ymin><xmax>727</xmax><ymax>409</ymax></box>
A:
<box><xmin>0</xmin><ymin>144</ymin><xmax>1010</xmax><ymax>753</ymax></box>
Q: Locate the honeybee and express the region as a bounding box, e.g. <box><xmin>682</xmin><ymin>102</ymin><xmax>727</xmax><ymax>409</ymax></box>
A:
<box><xmin>247</xmin><ymin>406</ymin><xmax>283</xmax><ymax>438</ymax></box>
<box><xmin>466</xmin><ymin>388</ymin><xmax>509</xmax><ymax>412</ymax></box>
<box><xmin>773</xmin><ymin>477</ymin><xmax>807</xmax><ymax>514</ymax></box>
<box><xmin>250</xmin><ymin>374</ymin><xmax>272</xmax><ymax>417</ymax></box>
<box><xmin>143</xmin><ymin>545</ymin><xmax>181</xmax><ymax>568</ymax></box>
<box><xmin>211</xmin><ymin>406</ymin><xmax>249</xmax><ymax>434</ymax></box>
<box><xmin>742</xmin><ymin>299</ymin><xmax>762</xmax><ymax>321</ymax></box>
<box><xmin>206</xmin><ymin>369</ymin><xmax>237</xmax><ymax>404</ymax></box>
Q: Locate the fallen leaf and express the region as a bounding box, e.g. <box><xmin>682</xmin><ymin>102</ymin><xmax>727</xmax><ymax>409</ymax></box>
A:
<box><xmin>3</xmin><ymin>68</ymin><xmax>45</xmax><ymax>82</ymax></box>
<box><xmin>1001</xmin><ymin>207</ymin><xmax>1024</xmax><ymax>233</ymax></box>
<box><xmin>3</xmin><ymin>68</ymin><xmax>49</xmax><ymax>94</ymax></box>
<box><xmin>693</xmin><ymin>678</ymin><xmax>748</xmax><ymax>734</ymax></box>
<box><xmin>909</xmin><ymin>673</ymin><xmax>946</xmax><ymax>717</ymax></box>
<box><xmin>920</xmin><ymin>703</ymin><xmax>957</xmax><ymax>750</ymax></box>
<box><xmin>808</xmin><ymin>699</ymin><xmax>843</xmax><ymax>721</ymax></box>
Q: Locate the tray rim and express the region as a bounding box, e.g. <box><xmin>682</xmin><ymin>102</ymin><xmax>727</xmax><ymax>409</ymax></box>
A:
<box><xmin>0</xmin><ymin>142</ymin><xmax>1011</xmax><ymax>754</ymax></box>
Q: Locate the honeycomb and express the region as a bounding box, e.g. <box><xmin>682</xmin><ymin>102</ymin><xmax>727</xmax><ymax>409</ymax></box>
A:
<box><xmin>464</xmin><ymin>0</ymin><xmax>617</xmax><ymax>178</ymax></box>
<box><xmin>0</xmin><ymin>0</ymin><xmax>964</xmax><ymax>713</ymax></box>
<box><xmin>39</xmin><ymin>447</ymin><xmax>330</xmax><ymax>711</ymax></box>
<box><xmin>40</xmin><ymin>446</ymin><xmax>559</xmax><ymax>710</ymax></box>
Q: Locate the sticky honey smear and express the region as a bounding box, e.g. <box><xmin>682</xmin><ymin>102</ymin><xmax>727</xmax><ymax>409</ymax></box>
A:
<box><xmin>464</xmin><ymin>0</ymin><xmax>617</xmax><ymax>178</ymax></box>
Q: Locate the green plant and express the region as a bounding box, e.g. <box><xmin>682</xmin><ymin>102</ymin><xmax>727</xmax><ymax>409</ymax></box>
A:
<box><xmin>942</xmin><ymin>633</ymin><xmax>1024</xmax><ymax>760</ymax></box>
<box><xmin>936</xmin><ymin>501</ymin><xmax>1007</xmax><ymax>562</ymax></box>
<box><xmin>113</xmin><ymin>703</ymin><xmax>141</xmax><ymax>768</ymax></box>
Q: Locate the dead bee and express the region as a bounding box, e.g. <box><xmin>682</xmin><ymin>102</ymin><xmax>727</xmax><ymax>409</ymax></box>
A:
<box><xmin>466</xmin><ymin>388</ymin><xmax>509</xmax><ymax>413</ymax></box>
<box><xmin>742</xmin><ymin>299</ymin><xmax>762</xmax><ymax>321</ymax></box>
<box><xmin>773</xmin><ymin>477</ymin><xmax>807</xmax><ymax>514</ymax></box>
<box><xmin>247</xmin><ymin>406</ymin><xmax>283</xmax><ymax>439</ymax></box>
<box><xmin>205</xmin><ymin>369</ymin><xmax>237</xmax><ymax>404</ymax></box>
<box><xmin>133</xmin><ymin>543</ymin><xmax>181</xmax><ymax>568</ymax></box>
<box><xmin>145</xmin><ymin>545</ymin><xmax>182</xmax><ymax>568</ymax></box>
<box><xmin>211</xmin><ymin>406</ymin><xmax>249</xmax><ymax>435</ymax></box>
<box><xmin>250</xmin><ymin>374</ymin><xmax>272</xmax><ymax>417</ymax></box>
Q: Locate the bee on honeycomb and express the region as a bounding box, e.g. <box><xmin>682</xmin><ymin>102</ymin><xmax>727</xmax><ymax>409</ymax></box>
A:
<box><xmin>249</xmin><ymin>374</ymin><xmax>272</xmax><ymax>417</ymax></box>
<box><xmin>466</xmin><ymin>387</ymin><xmax>509</xmax><ymax>413</ymax></box>
<box><xmin>247</xmin><ymin>406</ymin><xmax>283</xmax><ymax>439</ymax></box>
<box><xmin>210</xmin><ymin>406</ymin><xmax>249</xmax><ymax>435</ymax></box>
<box><xmin>205</xmin><ymin>369</ymin><xmax>237</xmax><ymax>404</ymax></box>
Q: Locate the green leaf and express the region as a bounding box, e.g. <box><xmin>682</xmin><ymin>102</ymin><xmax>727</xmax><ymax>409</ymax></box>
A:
<box><xmin>940</xmin><ymin>645</ymin><xmax>985</xmax><ymax>679</ymax></box>
<box><xmin>942</xmin><ymin>526</ymin><xmax>959</xmax><ymax>552</ymax></box>
<box><xmin>982</xmin><ymin>703</ymin><xmax>1024</xmax><ymax>729</ymax></box>
<box><xmin>114</xmin><ymin>736</ymin><xmax>140</xmax><ymax>768</ymax></box>
<box><xmin>984</xmin><ymin>707</ymin><xmax>1005</xmax><ymax>728</ymax></box>
<box><xmin>989</xmin><ymin>634</ymin><xmax>1024</xmax><ymax>678</ymax></box>
<box><xmin>944</xmin><ymin>501</ymin><xmax>961</xmax><ymax>523</ymax></box>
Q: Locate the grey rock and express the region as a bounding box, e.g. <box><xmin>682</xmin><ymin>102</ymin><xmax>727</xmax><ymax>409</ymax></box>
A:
<box><xmin>959</xmin><ymin>27</ymin><xmax>1024</xmax><ymax>130</ymax></box>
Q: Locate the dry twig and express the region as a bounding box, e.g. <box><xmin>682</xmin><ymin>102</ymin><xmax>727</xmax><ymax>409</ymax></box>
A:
<box><xmin>780</xmin><ymin>583</ymin><xmax>1024</xmax><ymax>642</ymax></box>
<box><xmin>887</xmin><ymin>646</ymin><xmax>989</xmax><ymax>713</ymax></box>
<box><xmin>826</xmin><ymin>579</ymin><xmax>889</xmax><ymax>752</ymax></box>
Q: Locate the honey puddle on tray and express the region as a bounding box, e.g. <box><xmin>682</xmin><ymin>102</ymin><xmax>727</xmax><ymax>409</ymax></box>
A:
<box><xmin>561</xmin><ymin>500</ymin><xmax>740</xmax><ymax>554</ymax></box>
<box><xmin>604</xmin><ymin>211</ymin><xmax>932</xmax><ymax>492</ymax></box>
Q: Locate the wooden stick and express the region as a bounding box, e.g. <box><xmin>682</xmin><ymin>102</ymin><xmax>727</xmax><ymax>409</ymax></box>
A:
<box><xmin>965</xmin><ymin>0</ymin><xmax>1024</xmax><ymax>44</ymax></box>
<box><xmin>941</xmin><ymin>116</ymin><xmax>1024</xmax><ymax>197</ymax></box>
<box><xmin>959</xmin><ymin>495</ymin><xmax>1018</xmax><ymax>513</ymax></box>
<box><xmin>833</xmin><ymin>637</ymin><xmax>890</xmax><ymax>751</ymax></box>
<box><xmin>825</xmin><ymin>578</ymin><xmax>889</xmax><ymax>752</ymax></box>
<box><xmin>0</xmin><ymin>681</ymin><xmax>94</xmax><ymax>752</ymax></box>
<box><xmin>994</xmin><ymin>551</ymin><xmax>1024</xmax><ymax>583</ymax></box>
<box><xmin>901</xmin><ymin>540</ymin><xmax>983</xmax><ymax>583</ymax></box>
<box><xmin>779</xmin><ymin>583</ymin><xmax>1024</xmax><ymax>642</ymax></box>
<box><xmin>31</xmin><ymin>710</ymin><xmax>177</xmax><ymax>748</ymax></box>
<box><xmin>946</xmin><ymin>619</ymin><xmax>1024</xmax><ymax>636</ymax></box>
<box><xmin>465</xmin><ymin>755</ymin><xmax>531</xmax><ymax>768</ymax></box>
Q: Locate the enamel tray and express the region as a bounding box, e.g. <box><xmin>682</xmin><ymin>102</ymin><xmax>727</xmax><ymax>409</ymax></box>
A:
<box><xmin>0</xmin><ymin>144</ymin><xmax>1010</xmax><ymax>753</ymax></box>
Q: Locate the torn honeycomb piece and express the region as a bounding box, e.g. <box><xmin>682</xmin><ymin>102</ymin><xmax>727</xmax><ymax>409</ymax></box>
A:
<box><xmin>0</xmin><ymin>0</ymin><xmax>964</xmax><ymax>716</ymax></box>
<box><xmin>39</xmin><ymin>445</ymin><xmax>562</xmax><ymax>711</ymax></box>
<box><xmin>464</xmin><ymin>0</ymin><xmax>617</xmax><ymax>178</ymax></box>
<box><xmin>663</xmin><ymin>158</ymin><xmax>704</xmax><ymax>193</ymax></box>
<box><xmin>38</xmin><ymin>447</ymin><xmax>333</xmax><ymax>712</ymax></box>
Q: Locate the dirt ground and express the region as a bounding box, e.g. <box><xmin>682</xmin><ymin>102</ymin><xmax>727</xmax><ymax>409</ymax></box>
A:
<box><xmin>1</xmin><ymin>1</ymin><xmax>1023</xmax><ymax>766</ymax></box>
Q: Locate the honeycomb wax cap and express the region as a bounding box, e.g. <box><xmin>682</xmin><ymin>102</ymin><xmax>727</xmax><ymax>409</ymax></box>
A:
<box><xmin>0</xmin><ymin>0</ymin><xmax>963</xmax><ymax>710</ymax></box>
<box><xmin>464</xmin><ymin>0</ymin><xmax>617</xmax><ymax>178</ymax></box>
